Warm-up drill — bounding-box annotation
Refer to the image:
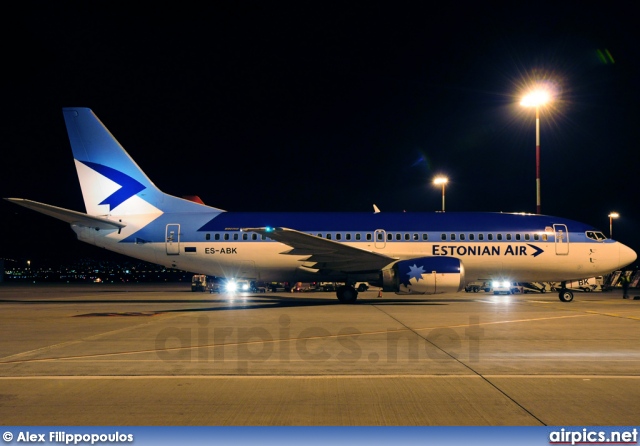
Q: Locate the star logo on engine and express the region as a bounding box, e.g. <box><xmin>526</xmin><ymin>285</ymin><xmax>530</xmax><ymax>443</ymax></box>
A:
<box><xmin>407</xmin><ymin>264</ymin><xmax>425</xmax><ymax>282</ymax></box>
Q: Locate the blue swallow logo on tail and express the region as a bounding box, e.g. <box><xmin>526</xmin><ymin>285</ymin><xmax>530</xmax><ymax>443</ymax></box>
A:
<box><xmin>79</xmin><ymin>161</ymin><xmax>146</xmax><ymax>211</ymax></box>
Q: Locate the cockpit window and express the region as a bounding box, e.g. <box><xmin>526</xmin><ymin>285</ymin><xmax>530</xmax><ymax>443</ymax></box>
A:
<box><xmin>586</xmin><ymin>231</ymin><xmax>607</xmax><ymax>241</ymax></box>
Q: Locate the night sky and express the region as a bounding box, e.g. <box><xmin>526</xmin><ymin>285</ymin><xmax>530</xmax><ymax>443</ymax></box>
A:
<box><xmin>2</xmin><ymin>3</ymin><xmax>639</xmax><ymax>266</ymax></box>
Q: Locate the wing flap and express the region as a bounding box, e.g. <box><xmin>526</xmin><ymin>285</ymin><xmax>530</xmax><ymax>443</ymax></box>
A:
<box><xmin>243</xmin><ymin>227</ymin><xmax>396</xmax><ymax>273</ymax></box>
<box><xmin>5</xmin><ymin>198</ymin><xmax>126</xmax><ymax>231</ymax></box>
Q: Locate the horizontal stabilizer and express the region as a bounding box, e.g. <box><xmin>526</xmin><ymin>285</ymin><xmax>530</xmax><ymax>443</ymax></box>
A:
<box><xmin>5</xmin><ymin>198</ymin><xmax>126</xmax><ymax>231</ymax></box>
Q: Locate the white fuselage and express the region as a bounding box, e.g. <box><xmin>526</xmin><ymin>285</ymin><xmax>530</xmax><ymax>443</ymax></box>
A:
<box><xmin>74</xmin><ymin>224</ymin><xmax>633</xmax><ymax>285</ymax></box>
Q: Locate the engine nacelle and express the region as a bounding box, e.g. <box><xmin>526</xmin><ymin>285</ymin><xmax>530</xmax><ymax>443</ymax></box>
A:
<box><xmin>380</xmin><ymin>256</ymin><xmax>465</xmax><ymax>295</ymax></box>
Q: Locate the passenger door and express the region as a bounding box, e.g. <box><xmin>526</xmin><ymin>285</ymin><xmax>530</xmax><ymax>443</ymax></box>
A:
<box><xmin>166</xmin><ymin>224</ymin><xmax>180</xmax><ymax>255</ymax></box>
<box><xmin>553</xmin><ymin>224</ymin><xmax>569</xmax><ymax>255</ymax></box>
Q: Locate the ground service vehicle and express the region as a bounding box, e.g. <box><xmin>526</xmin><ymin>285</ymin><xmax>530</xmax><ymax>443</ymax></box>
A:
<box><xmin>464</xmin><ymin>281</ymin><xmax>490</xmax><ymax>293</ymax></box>
<box><xmin>491</xmin><ymin>281</ymin><xmax>523</xmax><ymax>295</ymax></box>
<box><xmin>191</xmin><ymin>274</ymin><xmax>208</xmax><ymax>292</ymax></box>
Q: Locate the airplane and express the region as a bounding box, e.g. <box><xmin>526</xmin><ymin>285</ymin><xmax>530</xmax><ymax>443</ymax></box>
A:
<box><xmin>5</xmin><ymin>108</ymin><xmax>637</xmax><ymax>303</ymax></box>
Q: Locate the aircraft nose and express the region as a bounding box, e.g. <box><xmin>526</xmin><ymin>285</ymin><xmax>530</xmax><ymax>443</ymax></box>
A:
<box><xmin>619</xmin><ymin>243</ymin><xmax>637</xmax><ymax>268</ymax></box>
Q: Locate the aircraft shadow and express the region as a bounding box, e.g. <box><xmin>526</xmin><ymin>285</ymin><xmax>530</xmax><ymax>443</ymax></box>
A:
<box><xmin>1</xmin><ymin>293</ymin><xmax>462</xmax><ymax>316</ymax></box>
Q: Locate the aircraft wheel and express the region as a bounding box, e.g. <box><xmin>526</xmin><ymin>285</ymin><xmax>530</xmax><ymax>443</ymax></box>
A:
<box><xmin>473</xmin><ymin>287</ymin><xmax>479</xmax><ymax>293</ymax></box>
<box><xmin>558</xmin><ymin>289</ymin><xmax>574</xmax><ymax>302</ymax></box>
<box><xmin>584</xmin><ymin>287</ymin><xmax>592</xmax><ymax>292</ymax></box>
<box><xmin>336</xmin><ymin>285</ymin><xmax>358</xmax><ymax>304</ymax></box>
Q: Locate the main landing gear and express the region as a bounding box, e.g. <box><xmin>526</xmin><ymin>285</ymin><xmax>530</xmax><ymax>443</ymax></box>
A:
<box><xmin>336</xmin><ymin>285</ymin><xmax>358</xmax><ymax>303</ymax></box>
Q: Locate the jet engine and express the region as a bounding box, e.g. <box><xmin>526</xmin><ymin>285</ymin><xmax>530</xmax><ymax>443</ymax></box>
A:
<box><xmin>379</xmin><ymin>256</ymin><xmax>465</xmax><ymax>295</ymax></box>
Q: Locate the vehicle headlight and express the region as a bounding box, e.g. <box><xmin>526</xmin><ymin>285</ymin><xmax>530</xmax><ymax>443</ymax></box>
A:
<box><xmin>225</xmin><ymin>281</ymin><xmax>237</xmax><ymax>292</ymax></box>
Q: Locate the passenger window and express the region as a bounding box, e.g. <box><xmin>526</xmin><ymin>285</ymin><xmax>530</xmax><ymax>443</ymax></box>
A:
<box><xmin>405</xmin><ymin>233</ymin><xmax>410</xmax><ymax>241</ymax></box>
<box><xmin>413</xmin><ymin>233</ymin><xmax>418</xmax><ymax>241</ymax></box>
<box><xmin>215</xmin><ymin>233</ymin><xmax>220</xmax><ymax>241</ymax></box>
<box><xmin>441</xmin><ymin>234</ymin><xmax>446</xmax><ymax>241</ymax></box>
<box><xmin>488</xmin><ymin>234</ymin><xmax>493</xmax><ymax>241</ymax></box>
<box><xmin>242</xmin><ymin>233</ymin><xmax>248</xmax><ymax>240</ymax></box>
<box><xmin>515</xmin><ymin>234</ymin><xmax>521</xmax><ymax>241</ymax></box>
<box><xmin>252</xmin><ymin>234</ymin><xmax>257</xmax><ymax>240</ymax></box>
<box><xmin>534</xmin><ymin>234</ymin><xmax>540</xmax><ymax>241</ymax></box>
<box><xmin>469</xmin><ymin>234</ymin><xmax>475</xmax><ymax>241</ymax></box>
<box><xmin>377</xmin><ymin>232</ymin><xmax>383</xmax><ymax>241</ymax></box>
<box><xmin>423</xmin><ymin>234</ymin><xmax>428</xmax><ymax>241</ymax></box>
<box><xmin>206</xmin><ymin>233</ymin><xmax>211</xmax><ymax>241</ymax></box>
<box><xmin>396</xmin><ymin>233</ymin><xmax>401</xmax><ymax>241</ymax></box>
<box><xmin>346</xmin><ymin>234</ymin><xmax>351</xmax><ymax>241</ymax></box>
<box><xmin>478</xmin><ymin>234</ymin><xmax>484</xmax><ymax>241</ymax></box>
<box><xmin>542</xmin><ymin>234</ymin><xmax>548</xmax><ymax>241</ymax></box>
<box><xmin>460</xmin><ymin>234</ymin><xmax>466</xmax><ymax>241</ymax></box>
<box><xmin>356</xmin><ymin>233</ymin><xmax>361</xmax><ymax>241</ymax></box>
<box><xmin>451</xmin><ymin>234</ymin><xmax>456</xmax><ymax>241</ymax></box>
<box><xmin>388</xmin><ymin>233</ymin><xmax>393</xmax><ymax>241</ymax></box>
<box><xmin>506</xmin><ymin>234</ymin><xmax>512</xmax><ymax>241</ymax></box>
<box><xmin>234</xmin><ymin>233</ymin><xmax>239</xmax><ymax>240</ymax></box>
<box><xmin>366</xmin><ymin>233</ymin><xmax>372</xmax><ymax>241</ymax></box>
<box><xmin>326</xmin><ymin>234</ymin><xmax>332</xmax><ymax>240</ymax></box>
<box><xmin>497</xmin><ymin>234</ymin><xmax>503</xmax><ymax>241</ymax></box>
<box><xmin>336</xmin><ymin>233</ymin><xmax>342</xmax><ymax>241</ymax></box>
<box><xmin>524</xmin><ymin>234</ymin><xmax>530</xmax><ymax>241</ymax></box>
<box><xmin>224</xmin><ymin>233</ymin><xmax>229</xmax><ymax>241</ymax></box>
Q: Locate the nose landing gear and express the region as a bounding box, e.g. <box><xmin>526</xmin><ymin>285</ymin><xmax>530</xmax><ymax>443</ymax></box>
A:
<box><xmin>558</xmin><ymin>283</ymin><xmax>574</xmax><ymax>302</ymax></box>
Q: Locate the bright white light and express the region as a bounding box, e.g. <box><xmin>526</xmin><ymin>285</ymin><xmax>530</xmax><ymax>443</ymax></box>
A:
<box><xmin>492</xmin><ymin>280</ymin><xmax>511</xmax><ymax>288</ymax></box>
<box><xmin>433</xmin><ymin>176</ymin><xmax>448</xmax><ymax>185</ymax></box>
<box><xmin>225</xmin><ymin>280</ymin><xmax>238</xmax><ymax>292</ymax></box>
<box><xmin>521</xmin><ymin>90</ymin><xmax>551</xmax><ymax>107</ymax></box>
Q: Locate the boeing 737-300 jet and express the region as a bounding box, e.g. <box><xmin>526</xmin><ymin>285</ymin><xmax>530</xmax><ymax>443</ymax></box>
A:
<box><xmin>6</xmin><ymin>108</ymin><xmax>637</xmax><ymax>303</ymax></box>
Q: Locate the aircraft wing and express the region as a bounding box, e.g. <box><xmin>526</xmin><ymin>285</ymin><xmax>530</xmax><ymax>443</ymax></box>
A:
<box><xmin>242</xmin><ymin>226</ymin><xmax>397</xmax><ymax>273</ymax></box>
<box><xmin>5</xmin><ymin>198</ymin><xmax>126</xmax><ymax>231</ymax></box>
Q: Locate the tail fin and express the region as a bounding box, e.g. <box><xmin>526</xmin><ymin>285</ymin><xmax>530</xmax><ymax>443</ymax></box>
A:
<box><xmin>63</xmin><ymin>108</ymin><xmax>222</xmax><ymax>216</ymax></box>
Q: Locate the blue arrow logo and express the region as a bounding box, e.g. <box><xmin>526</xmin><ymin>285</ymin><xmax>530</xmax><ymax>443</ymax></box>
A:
<box><xmin>527</xmin><ymin>244</ymin><xmax>544</xmax><ymax>257</ymax></box>
<box><xmin>80</xmin><ymin>161</ymin><xmax>146</xmax><ymax>211</ymax></box>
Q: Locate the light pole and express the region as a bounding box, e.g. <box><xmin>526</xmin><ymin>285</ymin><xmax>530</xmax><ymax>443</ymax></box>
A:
<box><xmin>433</xmin><ymin>176</ymin><xmax>448</xmax><ymax>212</ymax></box>
<box><xmin>521</xmin><ymin>90</ymin><xmax>551</xmax><ymax>214</ymax></box>
<box><xmin>608</xmin><ymin>212</ymin><xmax>619</xmax><ymax>239</ymax></box>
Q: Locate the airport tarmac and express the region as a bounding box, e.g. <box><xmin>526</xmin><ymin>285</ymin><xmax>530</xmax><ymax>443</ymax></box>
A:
<box><xmin>0</xmin><ymin>282</ymin><xmax>639</xmax><ymax>426</ymax></box>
